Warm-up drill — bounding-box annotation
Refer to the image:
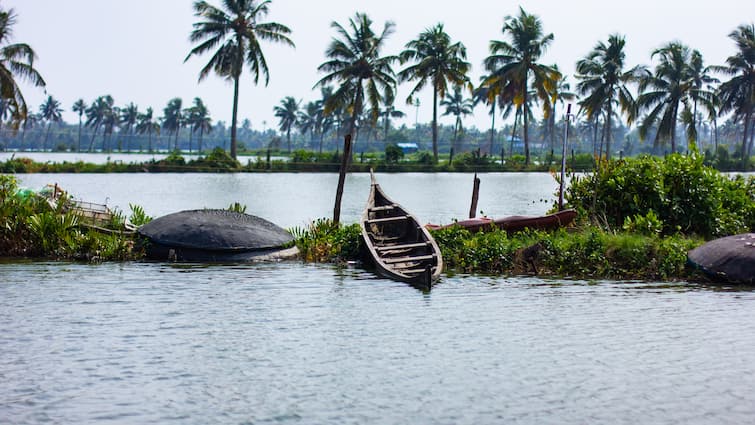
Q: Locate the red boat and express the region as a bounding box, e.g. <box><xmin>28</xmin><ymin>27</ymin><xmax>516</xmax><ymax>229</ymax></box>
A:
<box><xmin>426</xmin><ymin>209</ymin><xmax>578</xmax><ymax>234</ymax></box>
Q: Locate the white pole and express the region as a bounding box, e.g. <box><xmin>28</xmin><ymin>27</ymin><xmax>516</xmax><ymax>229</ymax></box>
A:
<box><xmin>559</xmin><ymin>104</ymin><xmax>572</xmax><ymax>211</ymax></box>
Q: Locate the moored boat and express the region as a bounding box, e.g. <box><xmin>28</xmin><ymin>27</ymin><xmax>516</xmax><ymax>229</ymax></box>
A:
<box><xmin>426</xmin><ymin>209</ymin><xmax>577</xmax><ymax>234</ymax></box>
<box><xmin>360</xmin><ymin>171</ymin><xmax>443</xmax><ymax>290</ymax></box>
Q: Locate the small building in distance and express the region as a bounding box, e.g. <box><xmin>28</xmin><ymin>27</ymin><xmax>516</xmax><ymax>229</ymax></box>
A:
<box><xmin>397</xmin><ymin>142</ymin><xmax>419</xmax><ymax>154</ymax></box>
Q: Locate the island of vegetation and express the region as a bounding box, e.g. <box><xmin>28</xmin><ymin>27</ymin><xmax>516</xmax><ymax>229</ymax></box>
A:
<box><xmin>2</xmin><ymin>154</ymin><xmax>753</xmax><ymax>282</ymax></box>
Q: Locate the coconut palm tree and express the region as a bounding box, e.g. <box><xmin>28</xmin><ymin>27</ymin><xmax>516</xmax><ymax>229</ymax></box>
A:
<box><xmin>102</xmin><ymin>105</ymin><xmax>120</xmax><ymax>153</ymax></box>
<box><xmin>713</xmin><ymin>24</ymin><xmax>755</xmax><ymax>168</ymax></box>
<box><xmin>688</xmin><ymin>51</ymin><xmax>719</xmax><ymax>147</ymax></box>
<box><xmin>297</xmin><ymin>100</ymin><xmax>322</xmax><ymax>149</ymax></box>
<box><xmin>119</xmin><ymin>102</ymin><xmax>138</xmax><ymax>152</ymax></box>
<box><xmin>273</xmin><ymin>96</ymin><xmax>299</xmax><ymax>152</ymax></box>
<box><xmin>186</xmin><ymin>97</ymin><xmax>212</xmax><ymax>154</ymax></box>
<box><xmin>136</xmin><ymin>107</ymin><xmax>160</xmax><ymax>152</ymax></box>
<box><xmin>380</xmin><ymin>91</ymin><xmax>405</xmax><ymax>142</ymax></box>
<box><xmin>398</xmin><ymin>23</ymin><xmax>470</xmax><ymax>162</ymax></box>
<box><xmin>636</xmin><ymin>42</ymin><xmax>700</xmax><ymax>153</ymax></box>
<box><xmin>441</xmin><ymin>85</ymin><xmax>474</xmax><ymax>154</ymax></box>
<box><xmin>39</xmin><ymin>95</ymin><xmax>62</xmax><ymax>151</ymax></box>
<box><xmin>72</xmin><ymin>99</ymin><xmax>86</xmax><ymax>152</ymax></box>
<box><xmin>575</xmin><ymin>34</ymin><xmax>642</xmax><ymax>159</ymax></box>
<box><xmin>0</xmin><ymin>6</ymin><xmax>45</xmax><ymax>130</ymax></box>
<box><xmin>547</xmin><ymin>71</ymin><xmax>576</xmax><ymax>153</ymax></box>
<box><xmin>185</xmin><ymin>0</ymin><xmax>294</xmax><ymax>159</ymax></box>
<box><xmin>162</xmin><ymin>98</ymin><xmax>183</xmax><ymax>151</ymax></box>
<box><xmin>85</xmin><ymin>95</ymin><xmax>115</xmax><ymax>152</ymax></box>
<box><xmin>482</xmin><ymin>7</ymin><xmax>561</xmax><ymax>165</ymax></box>
<box><xmin>315</xmin><ymin>12</ymin><xmax>397</xmax><ymax>153</ymax></box>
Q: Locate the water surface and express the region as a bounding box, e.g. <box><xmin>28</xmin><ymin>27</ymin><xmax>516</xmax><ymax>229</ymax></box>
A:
<box><xmin>1</xmin><ymin>262</ymin><xmax>754</xmax><ymax>424</ymax></box>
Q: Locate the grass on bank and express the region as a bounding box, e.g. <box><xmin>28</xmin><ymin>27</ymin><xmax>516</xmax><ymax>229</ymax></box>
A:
<box><xmin>290</xmin><ymin>218</ymin><xmax>704</xmax><ymax>281</ymax></box>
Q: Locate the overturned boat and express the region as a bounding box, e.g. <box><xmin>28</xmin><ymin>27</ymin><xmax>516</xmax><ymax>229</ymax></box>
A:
<box><xmin>137</xmin><ymin>209</ymin><xmax>298</xmax><ymax>262</ymax></box>
<box><xmin>688</xmin><ymin>233</ymin><xmax>755</xmax><ymax>284</ymax></box>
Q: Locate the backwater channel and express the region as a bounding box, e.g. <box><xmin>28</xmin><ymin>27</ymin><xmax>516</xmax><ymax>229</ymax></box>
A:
<box><xmin>2</xmin><ymin>171</ymin><xmax>754</xmax><ymax>424</ymax></box>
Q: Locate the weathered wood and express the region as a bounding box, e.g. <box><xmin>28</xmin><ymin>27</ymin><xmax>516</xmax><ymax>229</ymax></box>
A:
<box><xmin>469</xmin><ymin>172</ymin><xmax>480</xmax><ymax>219</ymax></box>
<box><xmin>360</xmin><ymin>170</ymin><xmax>443</xmax><ymax>290</ymax></box>
<box><xmin>366</xmin><ymin>215</ymin><xmax>409</xmax><ymax>225</ymax></box>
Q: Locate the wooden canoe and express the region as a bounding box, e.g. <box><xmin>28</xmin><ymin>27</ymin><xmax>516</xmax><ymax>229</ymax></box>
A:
<box><xmin>360</xmin><ymin>172</ymin><xmax>443</xmax><ymax>290</ymax></box>
<box><xmin>426</xmin><ymin>209</ymin><xmax>577</xmax><ymax>234</ymax></box>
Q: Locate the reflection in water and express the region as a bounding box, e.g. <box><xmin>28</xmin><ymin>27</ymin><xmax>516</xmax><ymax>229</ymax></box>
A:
<box><xmin>1</xmin><ymin>261</ymin><xmax>755</xmax><ymax>424</ymax></box>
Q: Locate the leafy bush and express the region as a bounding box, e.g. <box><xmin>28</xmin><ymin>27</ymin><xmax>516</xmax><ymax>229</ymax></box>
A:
<box><xmin>290</xmin><ymin>219</ymin><xmax>361</xmax><ymax>262</ymax></box>
<box><xmin>564</xmin><ymin>153</ymin><xmax>755</xmax><ymax>238</ymax></box>
<box><xmin>384</xmin><ymin>144</ymin><xmax>404</xmax><ymax>163</ymax></box>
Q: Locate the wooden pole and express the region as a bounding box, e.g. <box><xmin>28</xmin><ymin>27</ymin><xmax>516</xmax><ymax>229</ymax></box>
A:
<box><xmin>333</xmin><ymin>134</ymin><xmax>352</xmax><ymax>225</ymax></box>
<box><xmin>469</xmin><ymin>172</ymin><xmax>480</xmax><ymax>219</ymax></box>
<box><xmin>558</xmin><ymin>104</ymin><xmax>572</xmax><ymax>211</ymax></box>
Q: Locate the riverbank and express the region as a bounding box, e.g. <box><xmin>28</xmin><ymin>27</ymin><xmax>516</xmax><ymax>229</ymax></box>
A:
<box><xmin>0</xmin><ymin>172</ymin><xmax>705</xmax><ymax>281</ymax></box>
<box><xmin>290</xmin><ymin>218</ymin><xmax>705</xmax><ymax>281</ymax></box>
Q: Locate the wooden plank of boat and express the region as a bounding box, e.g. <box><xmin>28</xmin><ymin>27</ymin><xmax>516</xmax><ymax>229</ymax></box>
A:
<box><xmin>360</xmin><ymin>171</ymin><xmax>443</xmax><ymax>290</ymax></box>
<box><xmin>426</xmin><ymin>209</ymin><xmax>577</xmax><ymax>234</ymax></box>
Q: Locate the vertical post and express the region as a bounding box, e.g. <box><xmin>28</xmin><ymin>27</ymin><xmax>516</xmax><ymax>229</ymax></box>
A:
<box><xmin>469</xmin><ymin>173</ymin><xmax>481</xmax><ymax>219</ymax></box>
<box><xmin>559</xmin><ymin>104</ymin><xmax>572</xmax><ymax>211</ymax></box>
<box><xmin>333</xmin><ymin>134</ymin><xmax>352</xmax><ymax>225</ymax></box>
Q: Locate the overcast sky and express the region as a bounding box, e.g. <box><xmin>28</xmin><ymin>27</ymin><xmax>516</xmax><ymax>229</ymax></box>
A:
<box><xmin>7</xmin><ymin>0</ymin><xmax>754</xmax><ymax>131</ymax></box>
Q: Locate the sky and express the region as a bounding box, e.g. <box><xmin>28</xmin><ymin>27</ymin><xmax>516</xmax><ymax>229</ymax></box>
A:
<box><xmin>6</xmin><ymin>0</ymin><xmax>754</xmax><ymax>131</ymax></box>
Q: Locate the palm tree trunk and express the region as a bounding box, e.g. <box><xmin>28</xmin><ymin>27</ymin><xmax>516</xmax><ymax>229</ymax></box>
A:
<box><xmin>523</xmin><ymin>89</ymin><xmax>530</xmax><ymax>165</ymax></box>
<box><xmin>605</xmin><ymin>103</ymin><xmax>613</xmax><ymax>160</ymax></box>
<box><xmin>670</xmin><ymin>104</ymin><xmax>678</xmax><ymax>154</ymax></box>
<box><xmin>488</xmin><ymin>103</ymin><xmax>496</xmax><ymax>154</ymax></box>
<box><xmin>88</xmin><ymin>125</ymin><xmax>98</xmax><ymax>152</ymax></box>
<box><xmin>287</xmin><ymin>128</ymin><xmax>291</xmax><ymax>153</ymax></box>
<box><xmin>198</xmin><ymin>128</ymin><xmax>204</xmax><ymax>154</ymax></box>
<box><xmin>742</xmin><ymin>108</ymin><xmax>753</xmax><ymax>170</ymax></box>
<box><xmin>77</xmin><ymin>118</ymin><xmax>82</xmax><ymax>152</ymax></box>
<box><xmin>510</xmin><ymin>107</ymin><xmax>519</xmax><ymax>158</ymax></box>
<box><xmin>44</xmin><ymin>122</ymin><xmax>51</xmax><ymax>151</ymax></box>
<box><xmin>230</xmin><ymin>75</ymin><xmax>240</xmax><ymax>159</ymax></box>
<box><xmin>432</xmin><ymin>88</ymin><xmax>439</xmax><ymax>162</ymax></box>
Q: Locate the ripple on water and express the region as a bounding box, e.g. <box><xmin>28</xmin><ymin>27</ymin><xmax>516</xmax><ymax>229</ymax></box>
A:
<box><xmin>1</xmin><ymin>261</ymin><xmax>755</xmax><ymax>424</ymax></box>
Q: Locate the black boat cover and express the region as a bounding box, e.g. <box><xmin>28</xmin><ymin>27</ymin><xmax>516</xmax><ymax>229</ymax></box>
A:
<box><xmin>138</xmin><ymin>209</ymin><xmax>293</xmax><ymax>251</ymax></box>
<box><xmin>687</xmin><ymin>233</ymin><xmax>755</xmax><ymax>284</ymax></box>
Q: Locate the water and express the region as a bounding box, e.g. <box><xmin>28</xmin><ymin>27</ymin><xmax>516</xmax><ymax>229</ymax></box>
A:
<box><xmin>2</xmin><ymin>262</ymin><xmax>755</xmax><ymax>424</ymax></box>
<box><xmin>3</xmin><ymin>171</ymin><xmax>755</xmax><ymax>423</ymax></box>
<box><xmin>14</xmin><ymin>172</ymin><xmax>559</xmax><ymax>228</ymax></box>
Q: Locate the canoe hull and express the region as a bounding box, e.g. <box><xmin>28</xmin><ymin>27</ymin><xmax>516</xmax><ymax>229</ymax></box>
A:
<box><xmin>426</xmin><ymin>209</ymin><xmax>577</xmax><ymax>234</ymax></box>
<box><xmin>360</xmin><ymin>174</ymin><xmax>443</xmax><ymax>290</ymax></box>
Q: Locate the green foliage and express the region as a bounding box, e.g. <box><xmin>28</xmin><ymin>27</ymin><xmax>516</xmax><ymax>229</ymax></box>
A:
<box><xmin>0</xmin><ymin>174</ymin><xmax>143</xmax><ymax>261</ymax></box>
<box><xmin>201</xmin><ymin>147</ymin><xmax>241</xmax><ymax>169</ymax></box>
<box><xmin>429</xmin><ymin>224</ymin><xmax>702</xmax><ymax>280</ymax></box>
<box><xmin>227</xmin><ymin>202</ymin><xmax>247</xmax><ymax>214</ymax></box>
<box><xmin>129</xmin><ymin>203</ymin><xmax>152</xmax><ymax>226</ymax></box>
<box><xmin>384</xmin><ymin>144</ymin><xmax>404</xmax><ymax>163</ymax></box>
<box><xmin>291</xmin><ymin>218</ymin><xmax>361</xmax><ymax>262</ymax></box>
<box><xmin>622</xmin><ymin>210</ymin><xmax>663</xmax><ymax>236</ymax></box>
<box><xmin>565</xmin><ymin>154</ymin><xmax>755</xmax><ymax>238</ymax></box>
<box><xmin>162</xmin><ymin>150</ymin><xmax>186</xmax><ymax>165</ymax></box>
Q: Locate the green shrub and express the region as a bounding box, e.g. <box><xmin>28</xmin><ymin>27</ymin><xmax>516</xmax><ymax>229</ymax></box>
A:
<box><xmin>564</xmin><ymin>153</ymin><xmax>754</xmax><ymax>238</ymax></box>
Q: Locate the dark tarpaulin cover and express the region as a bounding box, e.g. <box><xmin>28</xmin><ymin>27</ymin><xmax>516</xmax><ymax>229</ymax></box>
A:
<box><xmin>138</xmin><ymin>209</ymin><xmax>293</xmax><ymax>251</ymax></box>
<box><xmin>688</xmin><ymin>233</ymin><xmax>755</xmax><ymax>284</ymax></box>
